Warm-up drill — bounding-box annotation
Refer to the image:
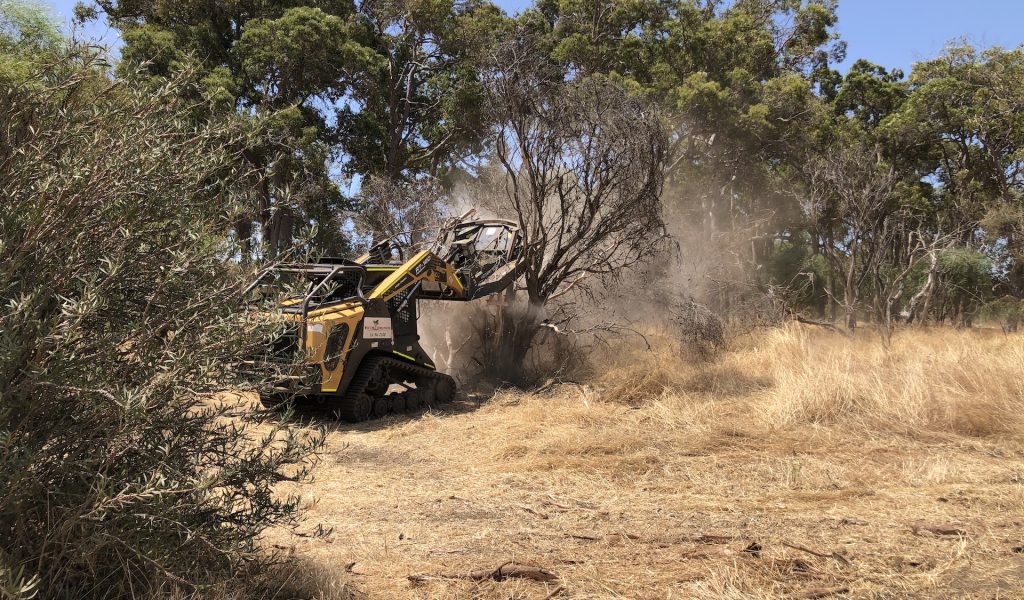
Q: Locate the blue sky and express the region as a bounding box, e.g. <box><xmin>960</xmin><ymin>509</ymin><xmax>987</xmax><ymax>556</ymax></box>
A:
<box><xmin>43</xmin><ymin>0</ymin><xmax>1024</xmax><ymax>74</ymax></box>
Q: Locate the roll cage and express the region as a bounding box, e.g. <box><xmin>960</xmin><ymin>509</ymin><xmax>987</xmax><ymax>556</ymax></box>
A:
<box><xmin>244</xmin><ymin>214</ymin><xmax>524</xmax><ymax>345</ymax></box>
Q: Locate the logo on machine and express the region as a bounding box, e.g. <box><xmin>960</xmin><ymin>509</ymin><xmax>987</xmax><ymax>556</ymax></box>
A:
<box><xmin>363</xmin><ymin>317</ymin><xmax>393</xmax><ymax>340</ymax></box>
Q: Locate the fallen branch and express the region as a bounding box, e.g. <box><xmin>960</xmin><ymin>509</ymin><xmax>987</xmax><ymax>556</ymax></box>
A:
<box><xmin>893</xmin><ymin>556</ymin><xmax>934</xmax><ymax>571</ymax></box>
<box><xmin>543</xmin><ymin>497</ymin><xmax>572</xmax><ymax>510</ymax></box>
<box><xmin>782</xmin><ymin>541</ymin><xmax>852</xmax><ymax>566</ymax></box>
<box><xmin>516</xmin><ymin>504</ymin><xmax>550</xmax><ymax>519</ymax></box>
<box><xmin>532</xmin><ymin>378</ymin><xmax>584</xmax><ymax>396</ymax></box>
<box><xmin>408</xmin><ymin>562</ymin><xmax>559</xmax><ymax>584</ymax></box>
<box><xmin>693</xmin><ymin>534</ymin><xmax>735</xmax><ymax>544</ymax></box>
<box><xmin>681</xmin><ymin>541</ymin><xmax>761</xmax><ymax>559</ymax></box>
<box><xmin>795</xmin><ymin>316</ymin><xmax>851</xmax><ymax>337</ymax></box>
<box><xmin>661</xmin><ymin>533</ymin><xmax>736</xmax><ymax>546</ymax></box>
<box><xmin>546</xmin><ymin>494</ymin><xmax>599</xmax><ymax>510</ymax></box>
<box><xmin>771</xmin><ymin>558</ymin><xmax>813</xmax><ymax>574</ymax></box>
<box><xmin>540</xmin><ymin>321</ymin><xmax>653</xmax><ymax>350</ymax></box>
<box><xmin>567</xmin><ymin>533</ymin><xmax>601</xmax><ymax>541</ymax></box>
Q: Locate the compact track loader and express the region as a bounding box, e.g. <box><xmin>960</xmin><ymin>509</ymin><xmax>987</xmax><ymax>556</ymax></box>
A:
<box><xmin>246</xmin><ymin>213</ymin><xmax>523</xmax><ymax>422</ymax></box>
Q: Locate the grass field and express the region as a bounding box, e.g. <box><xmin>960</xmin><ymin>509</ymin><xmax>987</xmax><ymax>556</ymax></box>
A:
<box><xmin>266</xmin><ymin>325</ymin><xmax>1024</xmax><ymax>599</ymax></box>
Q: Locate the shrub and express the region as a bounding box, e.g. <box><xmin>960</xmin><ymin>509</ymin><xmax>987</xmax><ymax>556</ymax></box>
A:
<box><xmin>981</xmin><ymin>296</ymin><xmax>1023</xmax><ymax>332</ymax></box>
<box><xmin>936</xmin><ymin>247</ymin><xmax>993</xmax><ymax>325</ymax></box>
<box><xmin>669</xmin><ymin>298</ymin><xmax>726</xmax><ymax>359</ymax></box>
<box><xmin>0</xmin><ymin>50</ymin><xmax>321</xmax><ymax>599</ymax></box>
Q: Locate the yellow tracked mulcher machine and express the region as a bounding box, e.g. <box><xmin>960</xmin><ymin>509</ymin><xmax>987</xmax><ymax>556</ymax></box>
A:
<box><xmin>245</xmin><ymin>212</ymin><xmax>523</xmax><ymax>422</ymax></box>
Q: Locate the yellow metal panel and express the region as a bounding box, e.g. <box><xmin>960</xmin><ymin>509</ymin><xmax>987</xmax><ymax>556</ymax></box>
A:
<box><xmin>318</xmin><ymin>307</ymin><xmax>365</xmax><ymax>392</ymax></box>
<box><xmin>369</xmin><ymin>250</ymin><xmax>430</xmax><ymax>300</ymax></box>
<box><xmin>447</xmin><ymin>265</ymin><xmax>465</xmax><ymax>296</ymax></box>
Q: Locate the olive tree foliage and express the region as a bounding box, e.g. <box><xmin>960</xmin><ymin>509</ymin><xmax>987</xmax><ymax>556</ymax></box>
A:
<box><xmin>477</xmin><ymin>38</ymin><xmax>669</xmax><ymax>375</ymax></box>
<box><xmin>0</xmin><ymin>50</ymin><xmax>321</xmax><ymax>599</ymax></box>
<box><xmin>0</xmin><ymin>0</ymin><xmax>59</xmax><ymax>81</ymax></box>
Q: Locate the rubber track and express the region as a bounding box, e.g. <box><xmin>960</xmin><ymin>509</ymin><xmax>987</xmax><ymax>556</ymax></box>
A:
<box><xmin>333</xmin><ymin>354</ymin><xmax>455</xmax><ymax>422</ymax></box>
<box><xmin>332</xmin><ymin>354</ymin><xmax>385</xmax><ymax>422</ymax></box>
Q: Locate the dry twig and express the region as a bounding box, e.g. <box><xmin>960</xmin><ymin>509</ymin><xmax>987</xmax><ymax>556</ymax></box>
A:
<box><xmin>408</xmin><ymin>562</ymin><xmax>559</xmax><ymax>584</ymax></box>
<box><xmin>782</xmin><ymin>541</ymin><xmax>852</xmax><ymax>566</ymax></box>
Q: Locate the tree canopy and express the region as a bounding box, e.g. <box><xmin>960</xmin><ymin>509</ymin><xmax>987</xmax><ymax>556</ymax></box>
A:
<box><xmin>74</xmin><ymin>0</ymin><xmax>1024</xmax><ymax>328</ymax></box>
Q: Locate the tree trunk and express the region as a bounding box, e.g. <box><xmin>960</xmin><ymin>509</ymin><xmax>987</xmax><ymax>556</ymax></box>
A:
<box><xmin>844</xmin><ymin>251</ymin><xmax>858</xmax><ymax>330</ymax></box>
<box><xmin>235</xmin><ymin>216</ymin><xmax>253</xmax><ymax>262</ymax></box>
<box><xmin>477</xmin><ymin>290</ymin><xmax>546</xmax><ymax>386</ymax></box>
<box><xmin>265</xmin><ymin>166</ymin><xmax>292</xmax><ymax>257</ymax></box>
<box><xmin>825</xmin><ymin>236</ymin><xmax>838</xmax><ymax>322</ymax></box>
<box><xmin>908</xmin><ymin>250</ymin><xmax>938</xmax><ymax>326</ymax></box>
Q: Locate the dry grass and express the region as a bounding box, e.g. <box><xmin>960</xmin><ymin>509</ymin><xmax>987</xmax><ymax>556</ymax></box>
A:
<box><xmin>266</xmin><ymin>325</ymin><xmax>1024</xmax><ymax>599</ymax></box>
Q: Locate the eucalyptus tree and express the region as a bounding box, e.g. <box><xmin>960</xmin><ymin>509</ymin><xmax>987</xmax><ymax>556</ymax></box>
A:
<box><xmin>515</xmin><ymin>0</ymin><xmax>844</xmax><ymax>316</ymax></box>
<box><xmin>883</xmin><ymin>44</ymin><xmax>1024</xmax><ymax>297</ymax></box>
<box><xmin>87</xmin><ymin>0</ymin><xmax>511</xmax><ymax>253</ymax></box>
<box><xmin>337</xmin><ymin>0</ymin><xmax>511</xmax><ymax>182</ymax></box>
<box><xmin>478</xmin><ymin>38</ymin><xmax>670</xmax><ymax>374</ymax></box>
<box><xmin>86</xmin><ymin>0</ymin><xmax>364</xmax><ymax>256</ymax></box>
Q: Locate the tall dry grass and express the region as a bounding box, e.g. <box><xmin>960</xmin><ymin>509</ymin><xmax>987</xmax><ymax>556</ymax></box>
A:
<box><xmin>596</xmin><ymin>324</ymin><xmax>1024</xmax><ymax>438</ymax></box>
<box><xmin>418</xmin><ymin>324</ymin><xmax>1024</xmax><ymax>482</ymax></box>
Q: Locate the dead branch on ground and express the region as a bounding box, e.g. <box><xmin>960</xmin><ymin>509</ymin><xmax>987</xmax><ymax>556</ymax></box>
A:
<box><xmin>408</xmin><ymin>562</ymin><xmax>559</xmax><ymax>584</ymax></box>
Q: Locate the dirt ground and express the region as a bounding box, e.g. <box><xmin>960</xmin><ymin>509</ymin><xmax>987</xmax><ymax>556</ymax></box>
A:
<box><xmin>266</xmin><ymin>326</ymin><xmax>1024</xmax><ymax>599</ymax></box>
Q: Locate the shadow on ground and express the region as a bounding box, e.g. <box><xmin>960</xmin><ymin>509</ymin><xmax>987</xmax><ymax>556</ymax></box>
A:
<box><xmin>262</xmin><ymin>392</ymin><xmax>494</xmax><ymax>434</ymax></box>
